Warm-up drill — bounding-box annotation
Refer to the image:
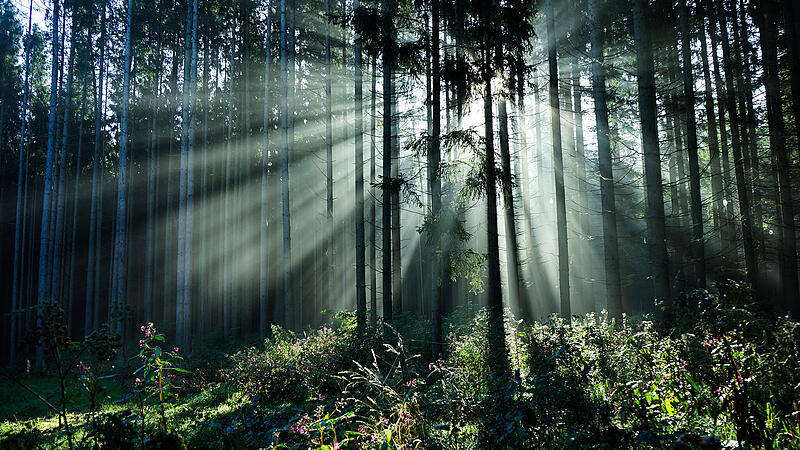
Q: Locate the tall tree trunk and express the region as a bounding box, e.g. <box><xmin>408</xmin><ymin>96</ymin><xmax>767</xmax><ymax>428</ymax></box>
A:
<box><xmin>10</xmin><ymin>0</ymin><xmax>34</xmax><ymax>365</ymax></box>
<box><xmin>679</xmin><ymin>0</ymin><xmax>705</xmax><ymax>287</ymax></box>
<box><xmin>36</xmin><ymin>0</ymin><xmax>60</xmax><ymax>366</ymax></box>
<box><xmin>633</xmin><ymin>0</ymin><xmax>670</xmax><ymax>306</ymax></box>
<box><xmin>86</xmin><ymin>4</ymin><xmax>106</xmax><ymax>334</ymax></box>
<box><xmin>430</xmin><ymin>0</ymin><xmax>443</xmax><ymax>359</ymax></box>
<box><xmin>370</xmin><ymin>56</ymin><xmax>377</xmax><ymax>326</ymax></box>
<box><xmin>52</xmin><ymin>22</ymin><xmax>75</xmax><ymax>307</ymax></box>
<box><xmin>325</xmin><ymin>0</ymin><xmax>334</xmax><ymax>319</ymax></box>
<box><xmin>546</xmin><ymin>0</ymin><xmax>570</xmax><ymax>319</ymax></box>
<box><xmin>757</xmin><ymin>0</ymin><xmax>799</xmax><ymax>313</ymax></box>
<box><xmin>714</xmin><ymin>0</ymin><xmax>757</xmax><ymax>288</ymax></box>
<box><xmin>382</xmin><ymin>0</ymin><xmax>393</xmax><ymax>323</ymax></box>
<box><xmin>698</xmin><ymin>10</ymin><xmax>726</xmax><ymax>276</ymax></box>
<box><xmin>589</xmin><ymin>0</ymin><xmax>622</xmax><ymax>317</ymax></box>
<box><xmin>280</xmin><ymin>0</ymin><xmax>292</xmax><ymax>329</ymax></box>
<box><xmin>260</xmin><ymin>0</ymin><xmax>272</xmax><ymax>338</ymax></box>
<box><xmin>354</xmin><ymin>0</ymin><xmax>366</xmax><ymax>332</ymax></box>
<box><xmin>571</xmin><ymin>49</ymin><xmax>592</xmax><ymax>310</ymax></box>
<box><xmin>483</xmin><ymin>2</ymin><xmax>507</xmax><ymax>377</ymax></box>
<box><xmin>112</xmin><ymin>0</ymin><xmax>132</xmax><ymax>344</ymax></box>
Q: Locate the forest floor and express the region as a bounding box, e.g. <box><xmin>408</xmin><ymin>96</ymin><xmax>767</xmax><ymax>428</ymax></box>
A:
<box><xmin>2</xmin><ymin>283</ymin><xmax>799</xmax><ymax>449</ymax></box>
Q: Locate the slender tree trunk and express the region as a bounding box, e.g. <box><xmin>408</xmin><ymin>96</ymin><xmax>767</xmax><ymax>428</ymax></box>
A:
<box><xmin>546</xmin><ymin>0</ymin><xmax>570</xmax><ymax>319</ymax></box>
<box><xmin>391</xmin><ymin>71</ymin><xmax>401</xmax><ymax>315</ymax></box>
<box><xmin>589</xmin><ymin>0</ymin><xmax>622</xmax><ymax>317</ymax></box>
<box><xmin>325</xmin><ymin>0</ymin><xmax>334</xmax><ymax>317</ymax></box>
<box><xmin>354</xmin><ymin>0</ymin><xmax>366</xmax><ymax>332</ymax></box>
<box><xmin>483</xmin><ymin>1</ymin><xmax>507</xmax><ymax>378</ymax></box>
<box><xmin>430</xmin><ymin>0</ymin><xmax>443</xmax><ymax>358</ymax></box>
<box><xmin>571</xmin><ymin>50</ymin><xmax>592</xmax><ymax>310</ymax></box>
<box><xmin>370</xmin><ymin>56</ymin><xmax>377</xmax><ymax>326</ymax></box>
<box><xmin>112</xmin><ymin>0</ymin><xmax>132</xmax><ymax>344</ymax></box>
<box><xmin>36</xmin><ymin>0</ymin><xmax>60</xmax><ymax>366</ymax></box>
<box><xmin>757</xmin><ymin>0</ymin><xmax>799</xmax><ymax>313</ymax></box>
<box><xmin>633</xmin><ymin>0</ymin><xmax>670</xmax><ymax>306</ymax></box>
<box><xmin>382</xmin><ymin>2</ymin><xmax>393</xmax><ymax>322</ymax></box>
<box><xmin>678</xmin><ymin>0</ymin><xmax>705</xmax><ymax>287</ymax></box>
<box><xmin>280</xmin><ymin>0</ymin><xmax>292</xmax><ymax>329</ymax></box>
<box><xmin>10</xmin><ymin>0</ymin><xmax>34</xmax><ymax>365</ymax></box>
<box><xmin>260</xmin><ymin>0</ymin><xmax>272</xmax><ymax>338</ymax></box>
<box><xmin>714</xmin><ymin>0</ymin><xmax>757</xmax><ymax>289</ymax></box>
<box><xmin>699</xmin><ymin>12</ymin><xmax>726</xmax><ymax>275</ymax></box>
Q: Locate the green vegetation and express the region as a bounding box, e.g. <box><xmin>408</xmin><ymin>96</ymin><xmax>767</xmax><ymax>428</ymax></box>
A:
<box><xmin>2</xmin><ymin>283</ymin><xmax>799</xmax><ymax>449</ymax></box>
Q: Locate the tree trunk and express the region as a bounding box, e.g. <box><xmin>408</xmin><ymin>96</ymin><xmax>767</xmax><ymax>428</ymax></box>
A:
<box><xmin>679</xmin><ymin>0</ymin><xmax>705</xmax><ymax>287</ymax></box>
<box><xmin>757</xmin><ymin>0</ymin><xmax>799</xmax><ymax>313</ymax></box>
<box><xmin>354</xmin><ymin>0</ymin><xmax>366</xmax><ymax>332</ymax></box>
<box><xmin>546</xmin><ymin>0</ymin><xmax>570</xmax><ymax>319</ymax></box>
<box><xmin>36</xmin><ymin>0</ymin><xmax>60</xmax><ymax>366</ymax></box>
<box><xmin>714</xmin><ymin>0</ymin><xmax>757</xmax><ymax>289</ymax></box>
<box><xmin>430</xmin><ymin>0</ymin><xmax>443</xmax><ymax>359</ymax></box>
<box><xmin>633</xmin><ymin>0</ymin><xmax>670</xmax><ymax>306</ymax></box>
<box><xmin>280</xmin><ymin>0</ymin><xmax>292</xmax><ymax>329</ymax></box>
<box><xmin>260</xmin><ymin>0</ymin><xmax>272</xmax><ymax>338</ymax></box>
<box><xmin>698</xmin><ymin>10</ymin><xmax>726</xmax><ymax>277</ymax></box>
<box><xmin>382</xmin><ymin>4</ymin><xmax>393</xmax><ymax>322</ymax></box>
<box><xmin>589</xmin><ymin>0</ymin><xmax>622</xmax><ymax>317</ymax></box>
<box><xmin>10</xmin><ymin>0</ymin><xmax>34</xmax><ymax>365</ymax></box>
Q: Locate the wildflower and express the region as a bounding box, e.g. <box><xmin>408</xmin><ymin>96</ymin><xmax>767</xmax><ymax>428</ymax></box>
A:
<box><xmin>318</xmin><ymin>393</ymin><xmax>325</xmax><ymax>400</ymax></box>
<box><xmin>713</xmin><ymin>387</ymin><xmax>722</xmax><ymax>394</ymax></box>
<box><xmin>173</xmin><ymin>347</ymin><xmax>180</xmax><ymax>354</ymax></box>
<box><xmin>174</xmin><ymin>393</ymin><xmax>179</xmax><ymax>399</ymax></box>
<box><xmin>135</xmin><ymin>378</ymin><xmax>142</xmax><ymax>384</ymax></box>
<box><xmin>77</xmin><ymin>362</ymin><xmax>87</xmax><ymax>374</ymax></box>
<box><xmin>333</xmin><ymin>442</ymin><xmax>341</xmax><ymax>450</ymax></box>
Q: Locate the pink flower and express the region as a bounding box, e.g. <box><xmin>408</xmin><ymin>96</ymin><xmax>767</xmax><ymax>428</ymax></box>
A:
<box><xmin>174</xmin><ymin>393</ymin><xmax>179</xmax><ymax>399</ymax></box>
<box><xmin>333</xmin><ymin>442</ymin><xmax>341</xmax><ymax>450</ymax></box>
<box><xmin>318</xmin><ymin>393</ymin><xmax>325</xmax><ymax>400</ymax></box>
<box><xmin>173</xmin><ymin>347</ymin><xmax>179</xmax><ymax>354</ymax></box>
<box><xmin>134</xmin><ymin>377</ymin><xmax>142</xmax><ymax>384</ymax></box>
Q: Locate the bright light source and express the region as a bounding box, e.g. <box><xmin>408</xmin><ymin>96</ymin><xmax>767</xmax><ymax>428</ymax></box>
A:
<box><xmin>722</xmin><ymin>199</ymin><xmax>728</xmax><ymax>207</ymax></box>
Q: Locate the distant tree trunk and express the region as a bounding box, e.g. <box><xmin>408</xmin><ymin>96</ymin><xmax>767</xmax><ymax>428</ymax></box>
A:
<box><xmin>757</xmin><ymin>0</ymin><xmax>799</xmax><ymax>313</ymax></box>
<box><xmin>391</xmin><ymin>71</ymin><xmax>402</xmax><ymax>315</ymax></box>
<box><xmin>714</xmin><ymin>0</ymin><xmax>757</xmax><ymax>289</ymax></box>
<box><xmin>52</xmin><ymin>23</ymin><xmax>75</xmax><ymax>307</ymax></box>
<box><xmin>739</xmin><ymin>0</ymin><xmax>762</xmax><ymax>278</ymax></box>
<box><xmin>325</xmin><ymin>0</ymin><xmax>334</xmax><ymax>317</ymax></box>
<box><xmin>589</xmin><ymin>0</ymin><xmax>622</xmax><ymax>317</ymax></box>
<box><xmin>546</xmin><ymin>0</ymin><xmax>570</xmax><ymax>319</ymax></box>
<box><xmin>86</xmin><ymin>4</ymin><xmax>106</xmax><ymax>334</ymax></box>
<box><xmin>176</xmin><ymin>0</ymin><xmax>192</xmax><ymax>348</ymax></box>
<box><xmin>679</xmin><ymin>0</ymin><xmax>705</xmax><ymax>288</ymax></box>
<box><xmin>68</xmin><ymin>40</ymin><xmax>89</xmax><ymax>332</ymax></box>
<box><xmin>112</xmin><ymin>0</ymin><xmax>132</xmax><ymax>342</ymax></box>
<box><xmin>10</xmin><ymin>0</ymin><xmax>34</xmax><ymax>365</ymax></box>
<box><xmin>430</xmin><ymin>0</ymin><xmax>443</xmax><ymax>359</ymax></box>
<box><xmin>382</xmin><ymin>6</ymin><xmax>393</xmax><ymax>322</ymax></box>
<box><xmin>483</xmin><ymin>1</ymin><xmax>507</xmax><ymax>377</ymax></box>
<box><xmin>495</xmin><ymin>47</ymin><xmax>523</xmax><ymax>320</ymax></box>
<box><xmin>698</xmin><ymin>10</ymin><xmax>726</xmax><ymax>275</ymax></box>
<box><xmin>280</xmin><ymin>0</ymin><xmax>292</xmax><ymax>329</ymax></box>
<box><xmin>571</xmin><ymin>49</ymin><xmax>592</xmax><ymax>310</ymax></box>
<box><xmin>513</xmin><ymin>60</ymin><xmax>536</xmax><ymax>321</ymax></box>
<box><xmin>370</xmin><ymin>56</ymin><xmax>377</xmax><ymax>326</ymax></box>
<box><xmin>354</xmin><ymin>0</ymin><xmax>366</xmax><ymax>332</ymax></box>
<box><xmin>36</xmin><ymin>0</ymin><xmax>60</xmax><ymax>366</ymax></box>
<box><xmin>223</xmin><ymin>51</ymin><xmax>233</xmax><ymax>336</ymax></box>
<box><xmin>707</xmin><ymin>9</ymin><xmax>735</xmax><ymax>270</ymax></box>
<box><xmin>632</xmin><ymin>0</ymin><xmax>670</xmax><ymax>306</ymax></box>
<box><xmin>260</xmin><ymin>0</ymin><xmax>272</xmax><ymax>338</ymax></box>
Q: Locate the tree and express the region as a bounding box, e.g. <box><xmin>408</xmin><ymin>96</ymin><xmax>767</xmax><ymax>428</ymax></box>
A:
<box><xmin>354</xmin><ymin>0</ymin><xmax>367</xmax><ymax>332</ymax></box>
<box><xmin>588</xmin><ymin>0</ymin><xmax>622</xmax><ymax>317</ymax></box>
<box><xmin>632</xmin><ymin>0</ymin><xmax>670</xmax><ymax>305</ymax></box>
<box><xmin>280</xmin><ymin>0</ymin><xmax>292</xmax><ymax>328</ymax></box>
<box><xmin>679</xmin><ymin>0</ymin><xmax>705</xmax><ymax>288</ymax></box>
<box><xmin>756</xmin><ymin>0</ymin><xmax>799</xmax><ymax>313</ymax></box>
<box><xmin>35</xmin><ymin>0</ymin><xmax>61</xmax><ymax>366</ymax></box>
<box><xmin>545</xmin><ymin>0</ymin><xmax>570</xmax><ymax>319</ymax></box>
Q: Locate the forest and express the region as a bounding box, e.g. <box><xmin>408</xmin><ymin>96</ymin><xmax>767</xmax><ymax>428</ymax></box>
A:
<box><xmin>1</xmin><ymin>0</ymin><xmax>800</xmax><ymax>447</ymax></box>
